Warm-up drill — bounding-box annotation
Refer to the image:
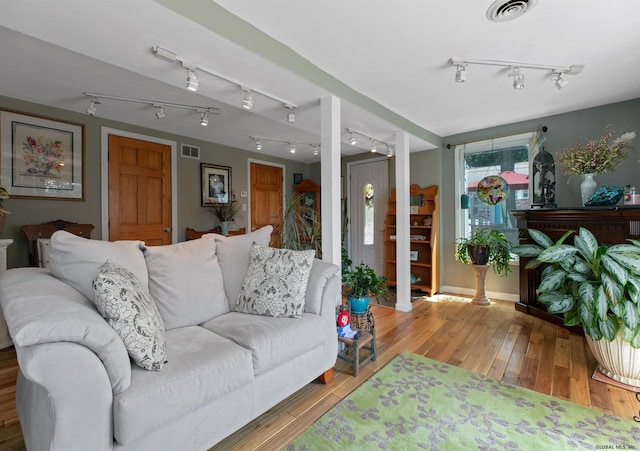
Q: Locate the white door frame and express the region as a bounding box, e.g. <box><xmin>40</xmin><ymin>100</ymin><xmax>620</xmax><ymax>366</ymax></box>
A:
<box><xmin>100</xmin><ymin>127</ymin><xmax>177</xmax><ymax>242</ymax></box>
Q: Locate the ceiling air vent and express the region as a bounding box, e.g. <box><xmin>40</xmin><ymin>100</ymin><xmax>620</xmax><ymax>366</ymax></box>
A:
<box><xmin>181</xmin><ymin>144</ymin><xmax>200</xmax><ymax>160</ymax></box>
<box><xmin>486</xmin><ymin>0</ymin><xmax>538</xmax><ymax>22</ymax></box>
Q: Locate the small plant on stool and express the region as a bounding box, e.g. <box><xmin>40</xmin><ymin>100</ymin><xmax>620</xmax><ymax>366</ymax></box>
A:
<box><xmin>337</xmin><ymin>309</ymin><xmax>362</xmax><ymax>339</ymax></box>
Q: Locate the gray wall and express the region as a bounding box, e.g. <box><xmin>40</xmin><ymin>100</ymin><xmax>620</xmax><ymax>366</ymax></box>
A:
<box><xmin>0</xmin><ymin>95</ymin><xmax>310</xmax><ymax>268</ymax></box>
<box><xmin>441</xmin><ymin>97</ymin><xmax>640</xmax><ymax>296</ymax></box>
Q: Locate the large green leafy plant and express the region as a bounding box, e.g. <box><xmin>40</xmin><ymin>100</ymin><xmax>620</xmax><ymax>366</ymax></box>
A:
<box><xmin>343</xmin><ymin>262</ymin><xmax>386</xmax><ymax>298</ymax></box>
<box><xmin>512</xmin><ymin>227</ymin><xmax>640</xmax><ymax>347</ymax></box>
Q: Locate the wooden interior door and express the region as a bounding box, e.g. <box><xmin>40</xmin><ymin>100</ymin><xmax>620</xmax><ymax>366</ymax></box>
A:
<box><xmin>108</xmin><ymin>135</ymin><xmax>172</xmax><ymax>245</ymax></box>
<box><xmin>250</xmin><ymin>162</ymin><xmax>283</xmax><ymax>246</ymax></box>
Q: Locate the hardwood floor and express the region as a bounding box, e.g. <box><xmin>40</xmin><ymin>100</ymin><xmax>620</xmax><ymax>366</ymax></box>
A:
<box><xmin>1</xmin><ymin>298</ymin><xmax>639</xmax><ymax>450</ymax></box>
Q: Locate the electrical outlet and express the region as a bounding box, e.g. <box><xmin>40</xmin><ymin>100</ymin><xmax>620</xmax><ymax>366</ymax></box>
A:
<box><xmin>242</xmin><ymin>203</ymin><xmax>247</xmax><ymax>211</ymax></box>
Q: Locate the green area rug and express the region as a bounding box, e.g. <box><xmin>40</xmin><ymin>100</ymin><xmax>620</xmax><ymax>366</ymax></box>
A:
<box><xmin>287</xmin><ymin>352</ymin><xmax>640</xmax><ymax>450</ymax></box>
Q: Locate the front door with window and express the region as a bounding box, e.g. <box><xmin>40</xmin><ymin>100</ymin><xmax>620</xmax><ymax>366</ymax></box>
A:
<box><xmin>349</xmin><ymin>159</ymin><xmax>389</xmax><ymax>274</ymax></box>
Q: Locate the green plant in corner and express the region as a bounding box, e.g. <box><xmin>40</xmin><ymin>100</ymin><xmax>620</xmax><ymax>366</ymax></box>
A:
<box><xmin>455</xmin><ymin>228</ymin><xmax>512</xmax><ymax>276</ymax></box>
<box><xmin>342</xmin><ymin>262</ymin><xmax>386</xmax><ymax>298</ymax></box>
<box><xmin>273</xmin><ymin>193</ymin><xmax>322</xmax><ymax>257</ymax></box>
<box><xmin>512</xmin><ymin>227</ymin><xmax>640</xmax><ymax>347</ymax></box>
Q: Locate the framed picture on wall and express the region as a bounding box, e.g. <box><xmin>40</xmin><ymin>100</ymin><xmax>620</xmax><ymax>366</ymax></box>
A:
<box><xmin>0</xmin><ymin>109</ymin><xmax>85</xmax><ymax>200</ymax></box>
<box><xmin>201</xmin><ymin>163</ymin><xmax>231</xmax><ymax>206</ymax></box>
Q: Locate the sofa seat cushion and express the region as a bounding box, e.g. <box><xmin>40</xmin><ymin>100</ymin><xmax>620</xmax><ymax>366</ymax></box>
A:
<box><xmin>201</xmin><ymin>312</ymin><xmax>325</xmax><ymax>375</ymax></box>
<box><xmin>113</xmin><ymin>326</ymin><xmax>253</xmax><ymax>446</ymax></box>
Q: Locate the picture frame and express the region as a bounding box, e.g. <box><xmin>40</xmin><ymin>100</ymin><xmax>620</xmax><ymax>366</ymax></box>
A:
<box><xmin>293</xmin><ymin>172</ymin><xmax>303</xmax><ymax>184</ymax></box>
<box><xmin>201</xmin><ymin>163</ymin><xmax>231</xmax><ymax>206</ymax></box>
<box><xmin>409</xmin><ymin>250</ymin><xmax>418</xmax><ymax>261</ymax></box>
<box><xmin>0</xmin><ymin>109</ymin><xmax>84</xmax><ymax>200</ymax></box>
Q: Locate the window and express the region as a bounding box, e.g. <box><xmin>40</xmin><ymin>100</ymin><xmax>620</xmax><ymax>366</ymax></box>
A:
<box><xmin>455</xmin><ymin>132</ymin><xmax>540</xmax><ymax>247</ymax></box>
<box><xmin>363</xmin><ymin>183</ymin><xmax>374</xmax><ymax>246</ymax></box>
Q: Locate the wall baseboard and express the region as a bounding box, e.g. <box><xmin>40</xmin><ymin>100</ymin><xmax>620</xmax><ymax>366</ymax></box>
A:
<box><xmin>439</xmin><ymin>285</ymin><xmax>519</xmax><ymax>303</ymax></box>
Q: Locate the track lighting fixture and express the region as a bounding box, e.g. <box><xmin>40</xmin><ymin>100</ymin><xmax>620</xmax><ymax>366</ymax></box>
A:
<box><xmin>241</xmin><ymin>89</ymin><xmax>254</xmax><ymax>110</ymax></box>
<box><xmin>155</xmin><ymin>105</ymin><xmax>166</xmax><ymax>119</ymax></box>
<box><xmin>508</xmin><ymin>67</ymin><xmax>525</xmax><ymax>91</ymax></box>
<box><xmin>153</xmin><ymin>45</ymin><xmax>298</xmax><ymax>121</ymax></box>
<box><xmin>251</xmin><ymin>136</ymin><xmax>319</xmax><ymax>157</ymax></box>
<box><xmin>449</xmin><ymin>57</ymin><xmax>584</xmax><ymax>91</ymax></box>
<box><xmin>286</xmin><ymin>105</ymin><xmax>296</xmax><ymax>123</ymax></box>
<box><xmin>387</xmin><ymin>145</ymin><xmax>394</xmax><ymax>158</ymax></box>
<box><xmin>455</xmin><ymin>64</ymin><xmax>467</xmax><ymax>83</ymax></box>
<box><xmin>200</xmin><ymin>112</ymin><xmax>209</xmax><ymax>126</ymax></box>
<box><xmin>370</xmin><ymin>139</ymin><xmax>377</xmax><ymax>153</ymax></box>
<box><xmin>86</xmin><ymin>97</ymin><xmax>100</xmax><ymax>116</ymax></box>
<box><xmin>84</xmin><ymin>92</ymin><xmax>221</xmax><ymax>125</ymax></box>
<box><xmin>186</xmin><ymin>70</ymin><xmax>199</xmax><ymax>92</ymax></box>
<box><xmin>349</xmin><ymin>133</ymin><xmax>357</xmax><ymax>146</ymax></box>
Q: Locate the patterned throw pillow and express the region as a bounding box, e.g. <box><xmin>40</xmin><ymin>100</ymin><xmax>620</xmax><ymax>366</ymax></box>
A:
<box><xmin>234</xmin><ymin>243</ymin><xmax>315</xmax><ymax>318</ymax></box>
<box><xmin>92</xmin><ymin>261</ymin><xmax>167</xmax><ymax>371</ymax></box>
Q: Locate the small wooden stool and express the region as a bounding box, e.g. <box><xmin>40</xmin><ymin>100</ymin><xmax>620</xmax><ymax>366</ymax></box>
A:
<box><xmin>337</xmin><ymin>330</ymin><xmax>376</xmax><ymax>377</ymax></box>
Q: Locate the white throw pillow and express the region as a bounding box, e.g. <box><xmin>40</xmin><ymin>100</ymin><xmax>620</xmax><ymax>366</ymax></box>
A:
<box><xmin>213</xmin><ymin>225</ymin><xmax>273</xmax><ymax>309</ymax></box>
<box><xmin>92</xmin><ymin>261</ymin><xmax>167</xmax><ymax>371</ymax></box>
<box><xmin>49</xmin><ymin>230</ymin><xmax>147</xmax><ymax>300</ymax></box>
<box><xmin>234</xmin><ymin>243</ymin><xmax>314</xmax><ymax>318</ymax></box>
<box><xmin>142</xmin><ymin>235</ymin><xmax>229</xmax><ymax>330</ymax></box>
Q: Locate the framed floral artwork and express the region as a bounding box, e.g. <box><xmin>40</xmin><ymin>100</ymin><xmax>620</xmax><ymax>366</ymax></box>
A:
<box><xmin>201</xmin><ymin>163</ymin><xmax>231</xmax><ymax>206</ymax></box>
<box><xmin>0</xmin><ymin>110</ymin><xmax>84</xmax><ymax>200</ymax></box>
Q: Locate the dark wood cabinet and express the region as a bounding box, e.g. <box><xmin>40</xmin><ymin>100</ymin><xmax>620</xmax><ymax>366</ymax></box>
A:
<box><xmin>512</xmin><ymin>207</ymin><xmax>640</xmax><ymax>328</ymax></box>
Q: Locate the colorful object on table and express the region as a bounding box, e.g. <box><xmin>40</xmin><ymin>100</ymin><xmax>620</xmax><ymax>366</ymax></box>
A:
<box><xmin>337</xmin><ymin>309</ymin><xmax>362</xmax><ymax>339</ymax></box>
<box><xmin>477</xmin><ymin>175</ymin><xmax>510</xmax><ymax>206</ymax></box>
<box><xmin>584</xmin><ymin>186</ymin><xmax>625</xmax><ymax>207</ymax></box>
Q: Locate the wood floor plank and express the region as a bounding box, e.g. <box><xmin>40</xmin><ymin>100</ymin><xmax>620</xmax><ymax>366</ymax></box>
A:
<box><xmin>1</xmin><ymin>299</ymin><xmax>639</xmax><ymax>450</ymax></box>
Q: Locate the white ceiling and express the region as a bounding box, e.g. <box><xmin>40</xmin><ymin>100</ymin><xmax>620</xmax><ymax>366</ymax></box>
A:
<box><xmin>1</xmin><ymin>0</ymin><xmax>639</xmax><ymax>164</ymax></box>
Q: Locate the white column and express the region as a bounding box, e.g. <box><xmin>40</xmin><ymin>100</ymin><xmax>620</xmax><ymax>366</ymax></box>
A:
<box><xmin>320</xmin><ymin>95</ymin><xmax>341</xmax><ymax>269</ymax></box>
<box><xmin>0</xmin><ymin>239</ymin><xmax>13</xmax><ymax>349</ymax></box>
<box><xmin>394</xmin><ymin>132</ymin><xmax>412</xmax><ymax>312</ymax></box>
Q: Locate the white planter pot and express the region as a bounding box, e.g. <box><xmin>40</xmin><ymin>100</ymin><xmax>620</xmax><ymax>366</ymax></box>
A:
<box><xmin>585</xmin><ymin>333</ymin><xmax>640</xmax><ymax>388</ymax></box>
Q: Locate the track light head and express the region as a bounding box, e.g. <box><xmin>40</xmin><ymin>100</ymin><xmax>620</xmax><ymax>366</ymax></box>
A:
<box><xmin>242</xmin><ymin>89</ymin><xmax>253</xmax><ymax>110</ymax></box>
<box><xmin>155</xmin><ymin>105</ymin><xmax>166</xmax><ymax>119</ymax></box>
<box><xmin>508</xmin><ymin>67</ymin><xmax>525</xmax><ymax>91</ymax></box>
<box><xmin>255</xmin><ymin>139</ymin><xmax>262</xmax><ymax>151</ymax></box>
<box><xmin>86</xmin><ymin>97</ymin><xmax>100</xmax><ymax>116</ymax></box>
<box><xmin>289</xmin><ymin>143</ymin><xmax>296</xmax><ymax>154</ymax></box>
<box><xmin>186</xmin><ymin>70</ymin><xmax>199</xmax><ymax>92</ymax></box>
<box><xmin>552</xmin><ymin>72</ymin><xmax>569</xmax><ymax>90</ymax></box>
<box><xmin>387</xmin><ymin>144</ymin><xmax>394</xmax><ymax>158</ymax></box>
<box><xmin>349</xmin><ymin>133</ymin><xmax>357</xmax><ymax>146</ymax></box>
<box><xmin>370</xmin><ymin>139</ymin><xmax>377</xmax><ymax>153</ymax></box>
<box><xmin>312</xmin><ymin>146</ymin><xmax>319</xmax><ymax>156</ymax></box>
<box><xmin>200</xmin><ymin>111</ymin><xmax>208</xmax><ymax>126</ymax></box>
<box><xmin>455</xmin><ymin>64</ymin><xmax>467</xmax><ymax>83</ymax></box>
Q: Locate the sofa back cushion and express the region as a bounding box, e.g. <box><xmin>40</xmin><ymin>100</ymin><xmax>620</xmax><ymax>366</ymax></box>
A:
<box><xmin>49</xmin><ymin>230</ymin><xmax>147</xmax><ymax>301</ymax></box>
<box><xmin>213</xmin><ymin>225</ymin><xmax>273</xmax><ymax>310</ymax></box>
<box><xmin>142</xmin><ymin>236</ymin><xmax>229</xmax><ymax>329</ymax></box>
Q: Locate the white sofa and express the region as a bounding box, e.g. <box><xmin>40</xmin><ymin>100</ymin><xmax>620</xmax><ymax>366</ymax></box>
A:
<box><xmin>0</xmin><ymin>226</ymin><xmax>340</xmax><ymax>450</ymax></box>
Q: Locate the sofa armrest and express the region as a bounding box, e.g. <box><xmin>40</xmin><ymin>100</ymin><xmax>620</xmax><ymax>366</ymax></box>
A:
<box><xmin>16</xmin><ymin>342</ymin><xmax>113</xmax><ymax>451</ymax></box>
<box><xmin>304</xmin><ymin>259</ymin><xmax>341</xmax><ymax>317</ymax></box>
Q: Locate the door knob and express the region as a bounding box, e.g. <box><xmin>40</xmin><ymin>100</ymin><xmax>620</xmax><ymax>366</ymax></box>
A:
<box><xmin>163</xmin><ymin>227</ymin><xmax>171</xmax><ymax>232</ymax></box>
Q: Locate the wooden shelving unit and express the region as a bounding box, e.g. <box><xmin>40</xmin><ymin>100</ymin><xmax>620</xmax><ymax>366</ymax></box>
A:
<box><xmin>384</xmin><ymin>184</ymin><xmax>439</xmax><ymax>295</ymax></box>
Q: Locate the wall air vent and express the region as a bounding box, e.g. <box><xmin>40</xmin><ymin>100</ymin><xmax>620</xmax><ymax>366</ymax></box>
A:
<box><xmin>486</xmin><ymin>0</ymin><xmax>538</xmax><ymax>22</ymax></box>
<box><xmin>181</xmin><ymin>144</ymin><xmax>200</xmax><ymax>160</ymax></box>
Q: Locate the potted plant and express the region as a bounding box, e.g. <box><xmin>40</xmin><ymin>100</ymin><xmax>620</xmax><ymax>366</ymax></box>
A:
<box><xmin>512</xmin><ymin>227</ymin><xmax>640</xmax><ymax>387</ymax></box>
<box><xmin>273</xmin><ymin>193</ymin><xmax>322</xmax><ymax>256</ymax></box>
<box><xmin>342</xmin><ymin>262</ymin><xmax>386</xmax><ymax>314</ymax></box>
<box><xmin>455</xmin><ymin>228</ymin><xmax>513</xmax><ymax>276</ymax></box>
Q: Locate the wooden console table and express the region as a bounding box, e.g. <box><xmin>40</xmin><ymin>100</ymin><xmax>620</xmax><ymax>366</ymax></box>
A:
<box><xmin>513</xmin><ymin>207</ymin><xmax>640</xmax><ymax>329</ymax></box>
<box><xmin>186</xmin><ymin>227</ymin><xmax>246</xmax><ymax>240</ymax></box>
